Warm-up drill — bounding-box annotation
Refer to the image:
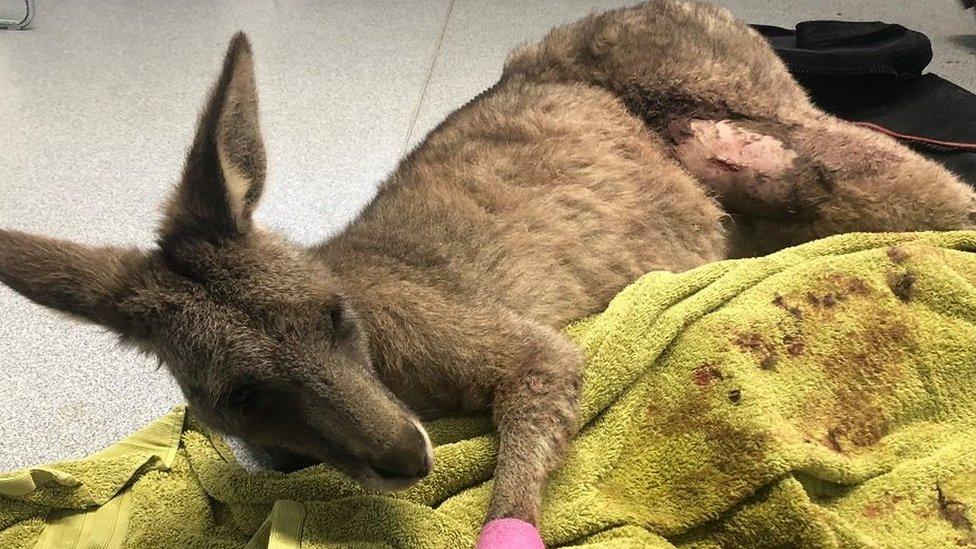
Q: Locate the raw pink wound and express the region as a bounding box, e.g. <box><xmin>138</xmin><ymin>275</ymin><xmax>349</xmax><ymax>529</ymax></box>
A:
<box><xmin>674</xmin><ymin>119</ymin><xmax>798</xmax><ymax>188</ymax></box>
<box><xmin>476</xmin><ymin>518</ymin><xmax>546</xmax><ymax>549</ymax></box>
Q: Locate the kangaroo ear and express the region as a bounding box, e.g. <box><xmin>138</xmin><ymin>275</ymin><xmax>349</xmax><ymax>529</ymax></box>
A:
<box><xmin>0</xmin><ymin>230</ymin><xmax>147</xmax><ymax>334</ymax></box>
<box><xmin>162</xmin><ymin>32</ymin><xmax>266</xmax><ymax>247</ymax></box>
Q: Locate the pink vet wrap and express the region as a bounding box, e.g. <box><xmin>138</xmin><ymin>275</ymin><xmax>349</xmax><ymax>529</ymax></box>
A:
<box><xmin>476</xmin><ymin>518</ymin><xmax>545</xmax><ymax>549</ymax></box>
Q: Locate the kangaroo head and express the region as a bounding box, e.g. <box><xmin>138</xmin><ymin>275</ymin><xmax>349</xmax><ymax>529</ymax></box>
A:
<box><xmin>0</xmin><ymin>33</ymin><xmax>431</xmax><ymax>489</ymax></box>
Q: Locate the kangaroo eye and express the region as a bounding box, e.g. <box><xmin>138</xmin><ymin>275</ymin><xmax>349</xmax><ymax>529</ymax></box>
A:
<box><xmin>328</xmin><ymin>301</ymin><xmax>354</xmax><ymax>344</ymax></box>
<box><xmin>226</xmin><ymin>385</ymin><xmax>261</xmax><ymax>412</ymax></box>
<box><xmin>328</xmin><ymin>302</ymin><xmax>343</xmax><ymax>329</ymax></box>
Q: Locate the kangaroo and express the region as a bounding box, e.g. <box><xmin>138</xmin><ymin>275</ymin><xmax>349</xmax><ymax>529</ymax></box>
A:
<box><xmin>2</xmin><ymin>0</ymin><xmax>975</xmax><ymax>543</ymax></box>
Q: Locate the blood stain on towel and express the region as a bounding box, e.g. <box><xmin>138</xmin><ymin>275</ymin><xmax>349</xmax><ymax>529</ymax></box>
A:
<box><xmin>802</xmin><ymin>308</ymin><xmax>914</xmax><ymax>453</ymax></box>
<box><xmin>760</xmin><ymin>353</ymin><xmax>779</xmax><ymax>370</ymax></box>
<box><xmin>784</xmin><ymin>334</ymin><xmax>805</xmax><ymax>357</ymax></box>
<box><xmin>777</xmin><ymin>274</ymin><xmax>875</xmax><ymax>331</ymax></box>
<box><xmin>645</xmin><ymin>388</ymin><xmax>772</xmax><ymax>495</ymax></box>
<box><xmin>828</xmin><ymin>401</ymin><xmax>889</xmax><ymax>450</ymax></box>
<box><xmin>836</xmin><ymin>335</ymin><xmax>910</xmax><ymax>445</ymax></box>
<box><xmin>888</xmin><ymin>245</ymin><xmax>910</xmax><ymax>264</ymax></box>
<box><xmin>807</xmin><ymin>291</ymin><xmax>840</xmax><ymax>308</ymax></box>
<box><xmin>823</xmin><ymin>427</ymin><xmax>844</xmax><ymax>453</ymax></box>
<box><xmin>734</xmin><ymin>332</ymin><xmax>767</xmax><ymax>351</ymax></box>
<box><xmin>825</xmin><ymin>273</ymin><xmax>872</xmax><ymax>297</ymax></box>
<box><xmin>733</xmin><ymin>332</ymin><xmax>777</xmax><ymax>356</ymax></box>
<box><xmin>773</xmin><ymin>294</ymin><xmax>804</xmax><ymax>319</ymax></box>
<box><xmin>937</xmin><ymin>484</ymin><xmax>974</xmax><ymax>533</ymax></box>
<box><xmin>820</xmin><ymin>420</ymin><xmax>889</xmax><ymax>453</ymax></box>
<box><xmin>813</xmin><ymin>274</ymin><xmax>873</xmax><ymax>310</ymax></box>
<box><xmin>888</xmin><ymin>271</ymin><xmax>916</xmax><ymax>301</ymax></box>
<box><xmin>733</xmin><ymin>333</ymin><xmax>781</xmax><ymax>371</ymax></box>
<box><xmin>693</xmin><ymin>363</ymin><xmax>725</xmax><ymax>388</ymax></box>
<box><xmin>863</xmin><ymin>493</ymin><xmax>905</xmax><ymax>519</ymax></box>
<box><xmin>862</xmin><ymin>318</ymin><xmax>911</xmax><ymax>352</ymax></box>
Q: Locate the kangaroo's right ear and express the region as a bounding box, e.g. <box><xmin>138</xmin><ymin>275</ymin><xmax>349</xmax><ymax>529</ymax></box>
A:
<box><xmin>0</xmin><ymin>229</ymin><xmax>148</xmax><ymax>335</ymax></box>
<box><xmin>161</xmin><ymin>32</ymin><xmax>266</xmax><ymax>248</ymax></box>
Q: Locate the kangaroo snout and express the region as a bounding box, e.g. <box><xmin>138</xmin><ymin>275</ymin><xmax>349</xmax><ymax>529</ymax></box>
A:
<box><xmin>368</xmin><ymin>420</ymin><xmax>433</xmax><ymax>482</ymax></box>
<box><xmin>348</xmin><ymin>419</ymin><xmax>434</xmax><ymax>491</ymax></box>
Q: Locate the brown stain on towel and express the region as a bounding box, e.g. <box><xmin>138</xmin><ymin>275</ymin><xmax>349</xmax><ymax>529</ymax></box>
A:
<box><xmin>784</xmin><ymin>334</ymin><xmax>806</xmax><ymax>357</ymax></box>
<box><xmin>645</xmin><ymin>381</ymin><xmax>772</xmax><ymax>509</ymax></box>
<box><xmin>863</xmin><ymin>492</ymin><xmax>905</xmax><ymax>519</ymax></box>
<box><xmin>812</xmin><ymin>313</ymin><xmax>913</xmax><ymax>452</ymax></box>
<box><xmin>778</xmin><ymin>272</ymin><xmax>919</xmax><ymax>453</ymax></box>
<box><xmin>773</xmin><ymin>294</ymin><xmax>804</xmax><ymax>319</ymax></box>
<box><xmin>888</xmin><ymin>271</ymin><xmax>916</xmax><ymax>302</ymax></box>
<box><xmin>693</xmin><ymin>363</ymin><xmax>725</xmax><ymax>388</ymax></box>
<box><xmin>937</xmin><ymin>484</ymin><xmax>974</xmax><ymax>533</ymax></box>
<box><xmin>887</xmin><ymin>245</ymin><xmax>910</xmax><ymax>264</ymax></box>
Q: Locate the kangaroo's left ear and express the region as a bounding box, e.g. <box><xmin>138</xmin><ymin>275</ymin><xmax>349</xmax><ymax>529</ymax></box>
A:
<box><xmin>0</xmin><ymin>230</ymin><xmax>148</xmax><ymax>334</ymax></box>
<box><xmin>162</xmin><ymin>32</ymin><xmax>266</xmax><ymax>247</ymax></box>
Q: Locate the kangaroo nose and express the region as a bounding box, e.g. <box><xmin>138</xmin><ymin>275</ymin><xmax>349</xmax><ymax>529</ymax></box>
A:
<box><xmin>371</xmin><ymin>423</ymin><xmax>433</xmax><ymax>479</ymax></box>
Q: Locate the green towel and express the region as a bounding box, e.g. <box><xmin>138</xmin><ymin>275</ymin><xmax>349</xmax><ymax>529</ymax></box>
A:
<box><xmin>3</xmin><ymin>231</ymin><xmax>976</xmax><ymax>548</ymax></box>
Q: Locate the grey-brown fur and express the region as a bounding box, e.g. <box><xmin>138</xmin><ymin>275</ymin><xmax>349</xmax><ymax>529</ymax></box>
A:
<box><xmin>1</xmin><ymin>0</ymin><xmax>974</xmax><ymax>528</ymax></box>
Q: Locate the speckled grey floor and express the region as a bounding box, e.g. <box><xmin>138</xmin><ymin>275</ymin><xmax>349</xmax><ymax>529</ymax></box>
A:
<box><xmin>1</xmin><ymin>1</ymin><xmax>974</xmax><ymax>471</ymax></box>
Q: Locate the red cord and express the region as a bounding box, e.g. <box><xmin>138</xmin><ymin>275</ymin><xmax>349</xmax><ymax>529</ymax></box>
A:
<box><xmin>856</xmin><ymin>121</ymin><xmax>976</xmax><ymax>152</ymax></box>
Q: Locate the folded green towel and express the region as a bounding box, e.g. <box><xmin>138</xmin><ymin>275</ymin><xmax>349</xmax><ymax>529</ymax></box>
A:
<box><xmin>4</xmin><ymin>231</ymin><xmax>976</xmax><ymax>548</ymax></box>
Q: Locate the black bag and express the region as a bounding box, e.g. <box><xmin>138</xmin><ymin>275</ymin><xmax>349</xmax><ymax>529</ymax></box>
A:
<box><xmin>753</xmin><ymin>21</ymin><xmax>976</xmax><ymax>187</ymax></box>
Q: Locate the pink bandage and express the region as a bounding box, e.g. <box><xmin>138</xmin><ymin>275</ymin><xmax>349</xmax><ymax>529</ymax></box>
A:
<box><xmin>476</xmin><ymin>518</ymin><xmax>545</xmax><ymax>549</ymax></box>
